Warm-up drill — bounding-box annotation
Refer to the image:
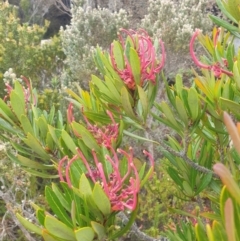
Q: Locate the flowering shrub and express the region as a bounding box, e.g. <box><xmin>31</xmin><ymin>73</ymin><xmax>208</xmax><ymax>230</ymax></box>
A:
<box><xmin>1</xmin><ymin>0</ymin><xmax>240</xmax><ymax>240</ymax></box>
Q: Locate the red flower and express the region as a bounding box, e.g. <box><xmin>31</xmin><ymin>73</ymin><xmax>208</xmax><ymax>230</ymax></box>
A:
<box><xmin>190</xmin><ymin>29</ymin><xmax>233</xmax><ymax>78</ymax></box>
<box><xmin>58</xmin><ymin>146</ymin><xmax>154</xmax><ymax>212</ymax></box>
<box><xmin>110</xmin><ymin>29</ymin><xmax>165</xmax><ymax>90</ymax></box>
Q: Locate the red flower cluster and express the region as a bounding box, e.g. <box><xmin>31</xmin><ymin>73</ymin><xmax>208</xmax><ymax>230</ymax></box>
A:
<box><xmin>58</xmin><ymin>146</ymin><xmax>154</xmax><ymax>212</ymax></box>
<box><xmin>190</xmin><ymin>29</ymin><xmax>233</xmax><ymax>78</ymax></box>
<box><xmin>110</xmin><ymin>29</ymin><xmax>165</xmax><ymax>90</ymax></box>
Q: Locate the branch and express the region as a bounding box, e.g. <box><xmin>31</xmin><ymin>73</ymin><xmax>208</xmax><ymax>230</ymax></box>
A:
<box><xmin>159</xmin><ymin>136</ymin><xmax>218</xmax><ymax>178</ymax></box>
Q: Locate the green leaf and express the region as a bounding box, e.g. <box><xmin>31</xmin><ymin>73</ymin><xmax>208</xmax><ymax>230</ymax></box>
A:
<box><xmin>36</xmin><ymin>209</ymin><xmax>46</xmax><ymax>226</ymax></box>
<box><xmin>196</xmin><ymin>173</ymin><xmax>212</xmax><ymax>194</ymax></box>
<box><xmin>167</xmin><ymin>167</ymin><xmax>183</xmax><ymax>188</ymax></box>
<box><xmin>140</xmin><ymin>166</ymin><xmax>154</xmax><ymax>187</ymax></box>
<box><xmin>71</xmin><ymin>201</ymin><xmax>77</xmax><ymax>229</ymax></box>
<box><xmin>21</xmin><ymin>168</ymin><xmax>58</xmax><ymax>178</ymax></box>
<box><xmin>20</xmin><ymin>115</ymin><xmax>34</xmax><ymax>136</ymax></box>
<box><xmin>37</xmin><ymin>116</ymin><xmax>48</xmax><ymax>139</ymax></box>
<box><xmin>17</xmin><ymin>154</ymin><xmax>53</xmax><ymax>169</ymax></box>
<box><xmin>10</xmin><ymin>91</ymin><xmax>25</xmax><ymax>121</ymax></box>
<box><xmin>112</xmin><ymin>40</ymin><xmax>124</xmax><ymax>69</ymax></box>
<box><xmin>91</xmin><ymin>75</ymin><xmax>113</xmax><ymax>98</ymax></box>
<box><xmin>91</xmin><ymin>221</ymin><xmax>106</xmax><ymax>240</ymax></box>
<box><xmin>16</xmin><ymin>213</ymin><xmax>42</xmax><ymax>235</ymax></box>
<box><xmin>104</xmin><ymin>75</ymin><xmax>121</xmax><ymax>103</ymax></box>
<box><xmin>212</xmin><ymin>220</ymin><xmax>227</xmax><ymax>240</ymax></box>
<box><xmin>216</xmin><ymin>0</ymin><xmax>238</xmax><ymax>23</ymax></box>
<box><xmin>92</xmin><ymin>183</ymin><xmax>111</xmax><ymax>216</ymax></box>
<box><xmin>0</xmin><ymin>97</ymin><xmax>15</xmax><ymax>117</ymax></box>
<box><xmin>209</xmin><ymin>15</ymin><xmax>240</xmax><ymax>38</ymax></box>
<box><xmin>61</xmin><ymin>129</ymin><xmax>77</xmax><ymax>155</ymax></box>
<box><xmin>45</xmin><ymin>186</ymin><xmax>73</xmax><ymax>228</ymax></box>
<box><xmin>75</xmin><ymin>227</ymin><xmax>95</xmax><ymax>241</ymax></box>
<box><xmin>175</xmin><ymin>96</ymin><xmax>188</xmax><ymax>126</ymax></box>
<box><xmin>0</xmin><ymin>117</ymin><xmax>21</xmax><ymax>134</ymax></box>
<box><xmin>79</xmin><ymin>173</ymin><xmax>92</xmax><ymax>196</ymax></box>
<box><xmin>52</xmin><ymin>183</ymin><xmax>71</xmax><ymax>212</ymax></box>
<box><xmin>188</xmin><ymin>88</ymin><xmax>199</xmax><ymax>121</ymax></box>
<box><xmin>71</xmin><ymin>122</ymin><xmax>100</xmax><ymax>152</ymax></box>
<box><xmin>48</xmin><ymin>106</ymin><xmax>55</xmax><ymax>125</ymax></box>
<box><xmin>121</xmin><ymin>87</ymin><xmax>138</xmax><ymax>121</ymax></box>
<box><xmin>159</xmin><ymin>102</ymin><xmax>180</xmax><ymax>128</ymax></box>
<box><xmin>0</xmin><ymin>98</ymin><xmax>17</xmax><ymax>123</ymax></box>
<box><xmin>44</xmin><ymin>215</ymin><xmax>75</xmax><ymax>240</ymax></box>
<box><xmin>42</xmin><ymin>231</ymin><xmax>60</xmax><ymax>241</ymax></box>
<box><xmin>23</xmin><ymin>133</ymin><xmax>50</xmax><ymax>160</ymax></box>
<box><xmin>129</xmin><ymin>47</ymin><xmax>141</xmax><ymax>86</ymax></box>
<box><xmin>220</xmin><ymin>98</ymin><xmax>240</xmax><ymax>118</ymax></box>
<box><xmin>123</xmin><ymin>130</ymin><xmax>158</xmax><ymax>144</ymax></box>
<box><xmin>183</xmin><ymin>181</ymin><xmax>194</xmax><ymax>197</ymax></box>
<box><xmin>137</xmin><ymin>85</ymin><xmax>149</xmax><ymax>121</ymax></box>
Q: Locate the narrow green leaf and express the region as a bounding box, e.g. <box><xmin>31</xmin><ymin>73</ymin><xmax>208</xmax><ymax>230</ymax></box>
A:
<box><xmin>75</xmin><ymin>227</ymin><xmax>95</xmax><ymax>241</ymax></box>
<box><xmin>188</xmin><ymin>88</ymin><xmax>199</xmax><ymax>121</ymax></box>
<box><xmin>121</xmin><ymin>87</ymin><xmax>138</xmax><ymax>121</ymax></box>
<box><xmin>112</xmin><ymin>40</ymin><xmax>124</xmax><ymax>69</ymax></box>
<box><xmin>22</xmin><ymin>168</ymin><xmax>58</xmax><ymax>178</ymax></box>
<box><xmin>71</xmin><ymin>201</ymin><xmax>77</xmax><ymax>229</ymax></box>
<box><xmin>42</xmin><ymin>231</ymin><xmax>59</xmax><ymax>241</ymax></box>
<box><xmin>0</xmin><ymin>98</ymin><xmax>18</xmax><ymax>122</ymax></box>
<box><xmin>196</xmin><ymin>173</ymin><xmax>212</xmax><ymax>194</ymax></box>
<box><xmin>45</xmin><ymin>186</ymin><xmax>73</xmax><ymax>228</ymax></box>
<box><xmin>37</xmin><ymin>116</ymin><xmax>48</xmax><ymax>139</ymax></box>
<box><xmin>167</xmin><ymin>167</ymin><xmax>183</xmax><ymax>188</ymax></box>
<box><xmin>36</xmin><ymin>209</ymin><xmax>46</xmax><ymax>226</ymax></box>
<box><xmin>104</xmin><ymin>75</ymin><xmax>121</xmax><ymax>103</ymax></box>
<box><xmin>79</xmin><ymin>173</ymin><xmax>92</xmax><ymax>196</ymax></box>
<box><xmin>209</xmin><ymin>15</ymin><xmax>240</xmax><ymax>38</ymax></box>
<box><xmin>129</xmin><ymin>47</ymin><xmax>141</xmax><ymax>86</ymax></box>
<box><xmin>23</xmin><ymin>133</ymin><xmax>50</xmax><ymax>160</ymax></box>
<box><xmin>137</xmin><ymin>85</ymin><xmax>149</xmax><ymax>121</ymax></box>
<box><xmin>17</xmin><ymin>154</ymin><xmax>53</xmax><ymax>169</ymax></box>
<box><xmin>183</xmin><ymin>181</ymin><xmax>194</xmax><ymax>197</ymax></box>
<box><xmin>61</xmin><ymin>129</ymin><xmax>77</xmax><ymax>155</ymax></box>
<box><xmin>91</xmin><ymin>221</ymin><xmax>106</xmax><ymax>240</ymax></box>
<box><xmin>10</xmin><ymin>91</ymin><xmax>25</xmax><ymax>121</ymax></box>
<box><xmin>71</xmin><ymin>122</ymin><xmax>100</xmax><ymax>152</ymax></box>
<box><xmin>16</xmin><ymin>213</ymin><xmax>42</xmax><ymax>235</ymax></box>
<box><xmin>92</xmin><ymin>183</ymin><xmax>111</xmax><ymax>216</ymax></box>
<box><xmin>175</xmin><ymin>96</ymin><xmax>188</xmax><ymax>126</ymax></box>
<box><xmin>52</xmin><ymin>183</ymin><xmax>71</xmax><ymax>212</ymax></box>
<box><xmin>0</xmin><ymin>117</ymin><xmax>21</xmax><ymax>134</ymax></box>
<box><xmin>159</xmin><ymin>102</ymin><xmax>180</xmax><ymax>128</ymax></box>
<box><xmin>44</xmin><ymin>215</ymin><xmax>75</xmax><ymax>240</ymax></box>
<box><xmin>20</xmin><ymin>115</ymin><xmax>34</xmax><ymax>136</ymax></box>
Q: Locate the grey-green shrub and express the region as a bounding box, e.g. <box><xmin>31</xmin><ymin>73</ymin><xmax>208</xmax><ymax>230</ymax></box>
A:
<box><xmin>141</xmin><ymin>0</ymin><xmax>214</xmax><ymax>51</ymax></box>
<box><xmin>60</xmin><ymin>2</ymin><xmax>129</xmax><ymax>88</ymax></box>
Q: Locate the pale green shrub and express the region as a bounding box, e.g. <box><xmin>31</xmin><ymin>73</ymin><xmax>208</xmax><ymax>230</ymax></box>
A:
<box><xmin>141</xmin><ymin>0</ymin><xmax>214</xmax><ymax>51</ymax></box>
<box><xmin>60</xmin><ymin>2</ymin><xmax>129</xmax><ymax>87</ymax></box>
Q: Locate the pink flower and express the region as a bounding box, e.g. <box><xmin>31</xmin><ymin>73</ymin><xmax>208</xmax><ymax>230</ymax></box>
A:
<box><xmin>83</xmin><ymin>111</ymin><xmax>119</xmax><ymax>148</ymax></box>
<box><xmin>4</xmin><ymin>76</ymin><xmax>36</xmax><ymax>106</ymax></box>
<box><xmin>190</xmin><ymin>29</ymin><xmax>233</xmax><ymax>78</ymax></box>
<box><xmin>67</xmin><ymin>106</ymin><xmax>119</xmax><ymax>148</ymax></box>
<box><xmin>110</xmin><ymin>29</ymin><xmax>165</xmax><ymax>90</ymax></box>
<box><xmin>58</xmin><ymin>146</ymin><xmax>154</xmax><ymax>212</ymax></box>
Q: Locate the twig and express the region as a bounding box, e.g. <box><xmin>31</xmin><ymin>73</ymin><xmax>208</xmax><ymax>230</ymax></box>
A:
<box><xmin>159</xmin><ymin>137</ymin><xmax>219</xmax><ymax>178</ymax></box>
